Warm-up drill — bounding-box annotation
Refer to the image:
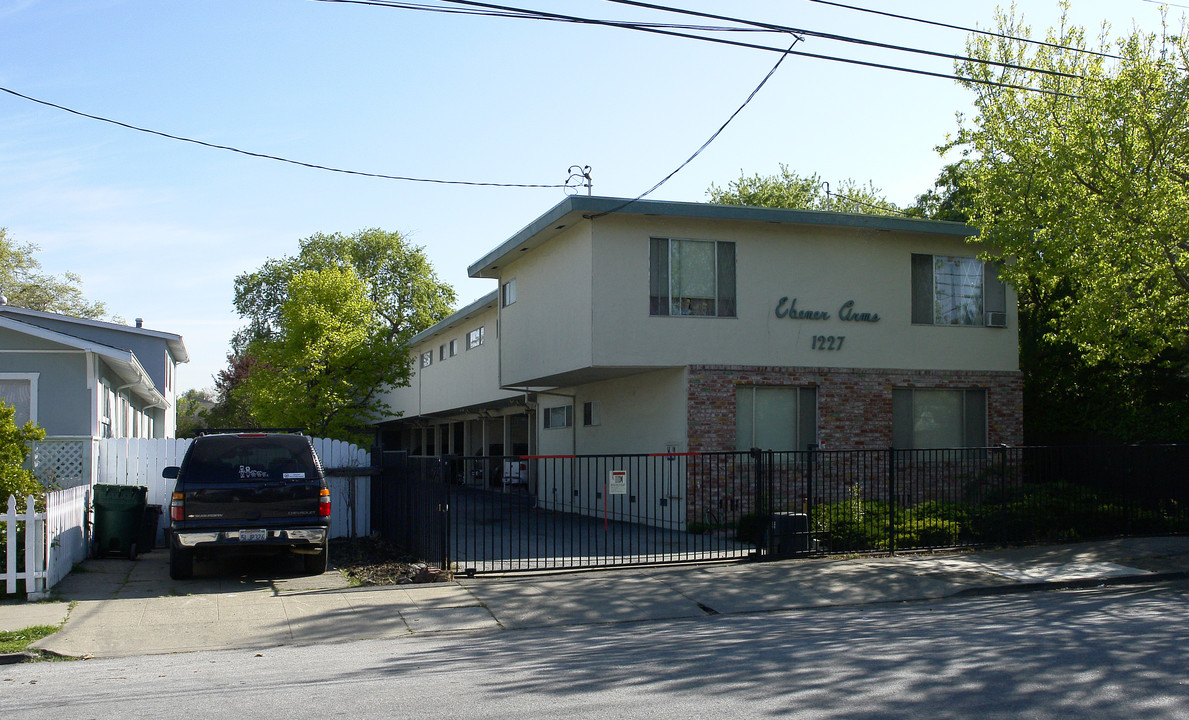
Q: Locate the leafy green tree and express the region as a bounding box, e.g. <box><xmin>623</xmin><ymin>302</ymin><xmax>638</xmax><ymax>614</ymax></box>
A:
<box><xmin>238</xmin><ymin>267</ymin><xmax>412</xmax><ymax>441</ymax></box>
<box><xmin>707</xmin><ymin>164</ymin><xmax>901</xmax><ymax>215</ymax></box>
<box><xmin>233</xmin><ymin>228</ymin><xmax>455</xmax><ymax>351</ymax></box>
<box><xmin>904</xmin><ymin>162</ymin><xmax>974</xmax><ymax>223</ymax></box>
<box><xmin>949</xmin><ymin>4</ymin><xmax>1189</xmax><ymax>367</ymax></box>
<box><xmin>175</xmin><ymin>388</ymin><xmax>215</xmax><ymax>438</ymax></box>
<box><xmin>226</xmin><ymin>229</ymin><xmax>455</xmax><ymax>440</ymax></box>
<box><xmin>203</xmin><ymin>352</ymin><xmax>260</xmax><ymax>431</ymax></box>
<box><xmin>0</xmin><ymin>228</ymin><xmax>107</xmax><ymax>318</ymax></box>
<box><xmin>0</xmin><ymin>400</ymin><xmax>46</xmax><ymax>507</ymax></box>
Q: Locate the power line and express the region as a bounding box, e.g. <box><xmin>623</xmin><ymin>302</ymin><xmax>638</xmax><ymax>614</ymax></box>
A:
<box><xmin>595</xmin><ymin>0</ymin><xmax>1086</xmax><ymax>79</ymax></box>
<box><xmin>586</xmin><ymin>36</ymin><xmax>803</xmax><ymax>219</ymax></box>
<box><xmin>327</xmin><ymin>0</ymin><xmax>1080</xmax><ymax>96</ymax></box>
<box><xmin>808</xmin><ymin>0</ymin><xmax>1123</xmax><ymax>61</ymax></box>
<box><xmin>314</xmin><ymin>0</ymin><xmax>771</xmax><ymax>32</ymax></box>
<box><xmin>0</xmin><ymin>85</ymin><xmax>566</xmax><ymax>188</ymax></box>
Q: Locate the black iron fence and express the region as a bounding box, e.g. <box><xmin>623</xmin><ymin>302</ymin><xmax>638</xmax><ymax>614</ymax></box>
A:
<box><xmin>370</xmin><ymin>445</ymin><xmax>1189</xmax><ymax>574</ymax></box>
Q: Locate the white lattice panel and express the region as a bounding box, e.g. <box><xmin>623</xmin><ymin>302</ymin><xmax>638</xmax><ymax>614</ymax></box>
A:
<box><xmin>31</xmin><ymin>440</ymin><xmax>90</xmax><ymax>488</ymax></box>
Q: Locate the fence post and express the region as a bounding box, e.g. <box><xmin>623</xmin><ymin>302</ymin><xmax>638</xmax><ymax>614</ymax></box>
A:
<box><xmin>749</xmin><ymin>447</ymin><xmax>765</xmax><ymax>557</ymax></box>
<box><xmin>806</xmin><ymin>444</ymin><xmax>817</xmax><ymax>549</ymax></box>
<box><xmin>998</xmin><ymin>443</ymin><xmax>1008</xmax><ymax>545</ymax></box>
<box><xmin>438</xmin><ymin>458</ymin><xmax>451</xmax><ymax>573</ymax></box>
<box><xmin>887</xmin><ymin>447</ymin><xmax>897</xmax><ymax>556</ymax></box>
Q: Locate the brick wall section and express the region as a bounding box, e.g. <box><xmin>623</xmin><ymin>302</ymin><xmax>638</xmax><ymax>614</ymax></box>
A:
<box><xmin>687</xmin><ymin>364</ymin><xmax>1024</xmax><ymax>452</ymax></box>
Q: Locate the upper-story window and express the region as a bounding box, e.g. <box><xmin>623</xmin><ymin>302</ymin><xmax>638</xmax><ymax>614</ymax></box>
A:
<box><xmin>467</xmin><ymin>326</ymin><xmax>485</xmax><ymax>350</ymax></box>
<box><xmin>449</xmin><ymin>339</ymin><xmax>459</xmax><ymax>357</ymax></box>
<box><xmin>439</xmin><ymin>344</ymin><xmax>447</xmax><ymax>361</ymax></box>
<box><xmin>911</xmin><ymin>254</ymin><xmax>1007</xmax><ymax>327</ymax></box>
<box><xmin>420</xmin><ymin>351</ymin><xmax>433</xmax><ymax>368</ymax></box>
<box><xmin>649</xmin><ymin>238</ymin><xmax>736</xmax><ymax>317</ymax></box>
<box><xmin>501</xmin><ymin>278</ymin><xmax>517</xmax><ymax>307</ymax></box>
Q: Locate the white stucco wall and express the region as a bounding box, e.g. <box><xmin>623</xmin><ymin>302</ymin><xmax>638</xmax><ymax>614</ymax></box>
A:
<box><xmin>497</xmin><ymin>224</ymin><xmax>595</xmax><ymax>388</ymax></box>
<box><xmin>586</xmin><ymin>214</ymin><xmax>1018</xmax><ymax>374</ymax></box>
<box><xmin>379</xmin><ymin>299</ymin><xmax>521</xmax><ymax>419</ymax></box>
<box><xmin>535</xmin><ymin>367</ymin><xmax>688</xmax><ymax>456</ymax></box>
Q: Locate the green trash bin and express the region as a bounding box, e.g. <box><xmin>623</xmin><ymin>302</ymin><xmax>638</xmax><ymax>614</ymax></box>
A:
<box><xmin>93</xmin><ymin>484</ymin><xmax>147</xmax><ymax>560</ymax></box>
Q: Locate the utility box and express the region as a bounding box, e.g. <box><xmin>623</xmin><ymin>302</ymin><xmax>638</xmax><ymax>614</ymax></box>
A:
<box><xmin>93</xmin><ymin>484</ymin><xmax>148</xmax><ymax>560</ymax></box>
<box><xmin>768</xmin><ymin>512</ymin><xmax>810</xmax><ymax>559</ymax></box>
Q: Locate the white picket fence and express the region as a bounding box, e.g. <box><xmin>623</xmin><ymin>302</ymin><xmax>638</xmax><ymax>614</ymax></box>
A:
<box><xmin>2</xmin><ymin>486</ymin><xmax>89</xmax><ymax>600</ymax></box>
<box><xmin>93</xmin><ymin>437</ymin><xmax>371</xmax><ymax>540</ymax></box>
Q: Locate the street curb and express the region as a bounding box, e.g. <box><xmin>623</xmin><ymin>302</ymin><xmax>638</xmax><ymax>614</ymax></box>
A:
<box><xmin>951</xmin><ymin>571</ymin><xmax>1189</xmax><ymax>598</ymax></box>
<box><xmin>0</xmin><ymin>651</ymin><xmax>37</xmax><ymax>665</ymax></box>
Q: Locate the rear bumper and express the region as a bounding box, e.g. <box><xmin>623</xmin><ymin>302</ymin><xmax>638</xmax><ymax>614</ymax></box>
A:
<box><xmin>172</xmin><ymin>527</ymin><xmax>328</xmax><ymax>548</ymax></box>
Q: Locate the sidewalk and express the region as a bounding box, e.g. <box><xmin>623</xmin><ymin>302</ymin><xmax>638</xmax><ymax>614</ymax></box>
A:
<box><xmin>7</xmin><ymin>535</ymin><xmax>1188</xmax><ymax>659</ymax></box>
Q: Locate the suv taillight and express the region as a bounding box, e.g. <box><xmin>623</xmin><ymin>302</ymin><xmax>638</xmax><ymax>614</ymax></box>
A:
<box><xmin>170</xmin><ymin>492</ymin><xmax>184</xmax><ymax>522</ymax></box>
<box><xmin>318</xmin><ymin>488</ymin><xmax>331</xmax><ymax>517</ymax></box>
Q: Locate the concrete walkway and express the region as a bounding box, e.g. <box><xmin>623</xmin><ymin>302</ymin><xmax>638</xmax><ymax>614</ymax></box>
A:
<box><xmin>5</xmin><ymin>536</ymin><xmax>1188</xmax><ymax>659</ymax></box>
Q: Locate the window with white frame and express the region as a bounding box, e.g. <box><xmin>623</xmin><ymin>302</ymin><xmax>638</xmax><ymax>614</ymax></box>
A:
<box><xmin>736</xmin><ymin>386</ymin><xmax>817</xmax><ymax>451</ymax></box>
<box><xmin>583</xmin><ymin>401</ymin><xmax>600</xmax><ymax>427</ymax></box>
<box><xmin>0</xmin><ymin>374</ymin><xmax>37</xmax><ymax>426</ymax></box>
<box><xmin>650</xmin><ymin>237</ymin><xmax>736</xmax><ymax>317</ymax></box>
<box><xmin>892</xmin><ymin>388</ymin><xmax>986</xmax><ymax>449</ymax></box>
<box><xmin>449</xmin><ymin>339</ymin><xmax>459</xmax><ymax>357</ymax></box>
<box><xmin>100</xmin><ymin>382</ymin><xmax>113</xmax><ymax>438</ymax></box>
<box><xmin>543</xmin><ymin>405</ymin><xmax>573</xmax><ymax>429</ymax></box>
<box><xmin>467</xmin><ymin>326</ymin><xmax>485</xmax><ymax>350</ymax></box>
<box><xmin>911</xmin><ymin>254</ymin><xmax>1007</xmax><ymax>327</ymax></box>
<box><xmin>501</xmin><ymin>278</ymin><xmax>517</xmax><ymax>307</ymax></box>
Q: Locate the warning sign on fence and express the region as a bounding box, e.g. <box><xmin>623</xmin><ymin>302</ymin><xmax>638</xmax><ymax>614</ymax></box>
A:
<box><xmin>608</xmin><ymin>470</ymin><xmax>627</xmax><ymax>495</ymax></box>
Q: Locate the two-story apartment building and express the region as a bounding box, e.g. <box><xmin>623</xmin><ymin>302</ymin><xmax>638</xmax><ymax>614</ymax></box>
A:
<box><xmin>377</xmin><ymin>196</ymin><xmax>1022</xmax><ymax>468</ymax></box>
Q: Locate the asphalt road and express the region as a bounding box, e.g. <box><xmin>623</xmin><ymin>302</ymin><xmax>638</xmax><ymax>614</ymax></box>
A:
<box><xmin>5</xmin><ymin>581</ymin><xmax>1188</xmax><ymax>719</ymax></box>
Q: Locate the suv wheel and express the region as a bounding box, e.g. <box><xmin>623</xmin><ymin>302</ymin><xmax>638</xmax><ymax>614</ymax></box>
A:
<box><xmin>170</xmin><ymin>546</ymin><xmax>194</xmax><ymax>580</ymax></box>
<box><xmin>303</xmin><ymin>545</ymin><xmax>328</xmax><ymax>575</ymax></box>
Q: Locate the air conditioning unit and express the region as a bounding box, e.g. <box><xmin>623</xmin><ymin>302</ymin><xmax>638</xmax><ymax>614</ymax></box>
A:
<box><xmin>985</xmin><ymin>311</ymin><xmax>1007</xmax><ymax>328</ymax></box>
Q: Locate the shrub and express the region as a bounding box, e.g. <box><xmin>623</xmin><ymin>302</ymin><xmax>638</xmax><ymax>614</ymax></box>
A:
<box><xmin>895</xmin><ymin>519</ymin><xmax>962</xmax><ymax>549</ymax></box>
<box><xmin>810</xmin><ymin>486</ymin><xmax>892</xmax><ymax>552</ymax></box>
<box><xmin>0</xmin><ymin>401</ymin><xmax>47</xmax><ymax>577</ymax></box>
<box><xmin>0</xmin><ymin>400</ymin><xmax>46</xmax><ymax>507</ymax></box>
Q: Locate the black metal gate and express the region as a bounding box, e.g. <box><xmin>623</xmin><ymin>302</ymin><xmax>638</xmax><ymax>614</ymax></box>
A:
<box><xmin>369</xmin><ymin>446</ymin><xmax>1189</xmax><ymax>574</ymax></box>
<box><xmin>371</xmin><ymin>451</ymin><xmax>449</xmax><ymax>571</ymax></box>
<box><xmin>371</xmin><ymin>452</ymin><xmax>763</xmax><ymax>574</ymax></box>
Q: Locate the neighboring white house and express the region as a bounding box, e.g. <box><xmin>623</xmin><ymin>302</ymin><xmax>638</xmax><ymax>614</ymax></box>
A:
<box><xmin>376</xmin><ymin>196</ymin><xmax>1023</xmax><ymax>461</ymax></box>
<box><xmin>0</xmin><ymin>304</ymin><xmax>188</xmax><ymax>486</ymax></box>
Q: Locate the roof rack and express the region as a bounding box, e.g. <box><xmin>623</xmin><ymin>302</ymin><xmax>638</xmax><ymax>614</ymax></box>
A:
<box><xmin>195</xmin><ymin>428</ymin><xmax>306</xmax><ymax>436</ymax></box>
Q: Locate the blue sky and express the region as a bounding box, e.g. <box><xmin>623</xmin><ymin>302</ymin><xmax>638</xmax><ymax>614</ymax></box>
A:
<box><xmin>0</xmin><ymin>0</ymin><xmax>1175</xmax><ymax>390</ymax></box>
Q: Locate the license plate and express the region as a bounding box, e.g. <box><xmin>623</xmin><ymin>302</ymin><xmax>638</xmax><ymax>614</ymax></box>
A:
<box><xmin>239</xmin><ymin>530</ymin><xmax>267</xmax><ymax>542</ymax></box>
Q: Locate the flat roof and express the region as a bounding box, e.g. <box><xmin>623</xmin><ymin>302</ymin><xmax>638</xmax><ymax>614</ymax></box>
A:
<box><xmin>407</xmin><ymin>290</ymin><xmax>498</xmax><ymax>348</ymax></box>
<box><xmin>468</xmin><ymin>195</ymin><xmax>979</xmax><ymax>278</ymax></box>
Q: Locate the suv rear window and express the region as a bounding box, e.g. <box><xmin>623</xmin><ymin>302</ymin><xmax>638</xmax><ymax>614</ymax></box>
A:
<box><xmin>183</xmin><ymin>435</ymin><xmax>321</xmax><ymax>483</ymax></box>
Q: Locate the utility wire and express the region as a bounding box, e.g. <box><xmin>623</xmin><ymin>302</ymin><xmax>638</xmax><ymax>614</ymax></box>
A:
<box><xmin>0</xmin><ymin>85</ymin><xmax>566</xmax><ymax>188</ymax></box>
<box><xmin>595</xmin><ymin>0</ymin><xmax>1085</xmax><ymax>79</ymax></box>
<box><xmin>331</xmin><ymin>0</ymin><xmax>1079</xmax><ymax>96</ymax></box>
<box><xmin>808</xmin><ymin>0</ymin><xmax>1123</xmax><ymax>61</ymax></box>
<box><xmin>315</xmin><ymin>0</ymin><xmax>771</xmax><ymax>31</ymax></box>
<box><xmin>585</xmin><ymin>36</ymin><xmax>803</xmax><ymax>219</ymax></box>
